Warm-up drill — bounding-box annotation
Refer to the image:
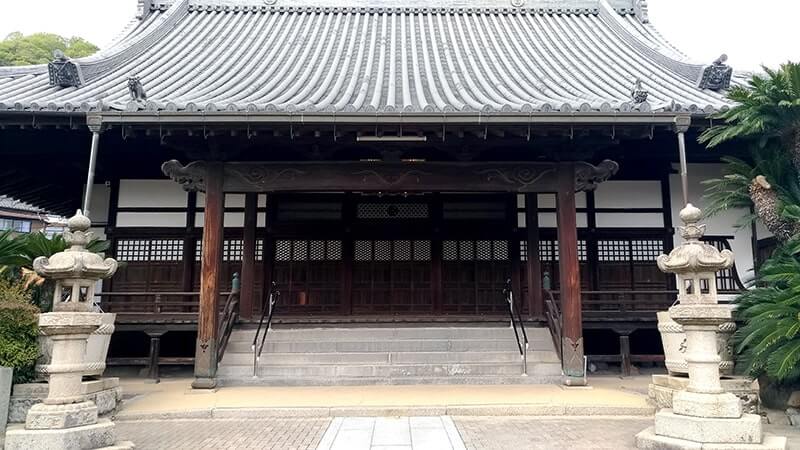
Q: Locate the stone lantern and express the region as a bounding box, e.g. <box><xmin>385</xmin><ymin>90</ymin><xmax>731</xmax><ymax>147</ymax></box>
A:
<box><xmin>5</xmin><ymin>210</ymin><xmax>133</xmax><ymax>450</ymax></box>
<box><xmin>636</xmin><ymin>204</ymin><xmax>785</xmax><ymax>449</ymax></box>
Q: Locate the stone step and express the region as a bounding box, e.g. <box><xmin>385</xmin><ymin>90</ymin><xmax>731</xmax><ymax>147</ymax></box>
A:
<box><xmin>218</xmin><ymin>362</ymin><xmax>562</xmax><ymax>379</ymax></box>
<box><xmin>217</xmin><ymin>374</ymin><xmax>563</xmax><ymax>387</ymax></box>
<box><xmin>225</xmin><ymin>338</ymin><xmax>554</xmax><ymax>354</ymax></box>
<box><xmin>220</xmin><ymin>350</ymin><xmax>558</xmax><ymax>366</ymax></box>
<box><xmin>228</xmin><ymin>326</ymin><xmax>551</xmax><ymax>342</ymax></box>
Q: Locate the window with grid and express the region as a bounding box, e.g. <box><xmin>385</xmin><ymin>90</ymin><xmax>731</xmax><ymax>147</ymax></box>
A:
<box><xmin>276</xmin><ymin>240</ymin><xmax>342</xmax><ymax>261</ymax></box>
<box><xmin>354</xmin><ymin>240</ymin><xmax>431</xmax><ymax>261</ymax></box>
<box><xmin>356</xmin><ymin>203</ymin><xmax>429</xmax><ymax>219</ymax></box>
<box><xmin>442</xmin><ymin>240</ymin><xmax>509</xmax><ymax>261</ymax></box>
<box><xmin>535</xmin><ymin>240</ymin><xmax>587</xmax><ymax>262</ymax></box>
<box><xmin>117</xmin><ymin>239</ymin><xmax>184</xmax><ymax>262</ymax></box>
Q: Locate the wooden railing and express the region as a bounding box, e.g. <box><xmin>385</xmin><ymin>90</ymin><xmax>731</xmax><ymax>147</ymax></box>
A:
<box><xmin>581</xmin><ymin>290</ymin><xmax>677</xmax><ymax>315</ymax></box>
<box><xmin>543</xmin><ymin>289</ymin><xmax>562</xmax><ymax>361</ymax></box>
<box><xmin>95</xmin><ymin>291</ymin><xmax>234</xmax><ymax>315</ymax></box>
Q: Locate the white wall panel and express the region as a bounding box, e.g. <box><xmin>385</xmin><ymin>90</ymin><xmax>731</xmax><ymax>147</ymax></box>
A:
<box><xmin>538</xmin><ymin>212</ymin><xmax>588</xmax><ymax>228</ymax></box>
<box><xmin>87</xmin><ymin>184</ymin><xmax>110</xmax><ymax>225</ymax></box>
<box><xmin>537</xmin><ymin>192</ymin><xmax>586</xmax><ymax>209</ymax></box>
<box><xmin>117</xmin><ymin>212</ymin><xmax>186</xmax><ymax>227</ymax></box>
<box><xmin>670</xmin><ymin>163</ymin><xmax>755</xmax><ymax>282</ymax></box>
<box><xmin>225</xmin><ymin>194</ymin><xmax>245</xmax><ymax>208</ymax></box>
<box><xmin>596</xmin><ymin>213</ymin><xmax>663</xmax><ymax>228</ymax></box>
<box><xmin>119</xmin><ymin>180</ymin><xmax>187</xmax><ymax>208</ymax></box>
<box><xmin>594</xmin><ymin>180</ymin><xmax>662</xmax><ymax>209</ymax></box>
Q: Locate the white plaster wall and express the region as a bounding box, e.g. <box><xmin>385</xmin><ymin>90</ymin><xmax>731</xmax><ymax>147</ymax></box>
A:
<box><xmin>117</xmin><ymin>212</ymin><xmax>186</xmax><ymax>227</ymax></box>
<box><xmin>670</xmin><ymin>163</ymin><xmax>755</xmax><ymax>282</ymax></box>
<box><xmin>538</xmin><ymin>212</ymin><xmax>588</xmax><ymax>228</ymax></box>
<box><xmin>596</xmin><ymin>212</ymin><xmax>663</xmax><ymax>228</ymax></box>
<box><xmin>594</xmin><ymin>180</ymin><xmax>662</xmax><ymax>209</ymax></box>
<box><xmin>537</xmin><ymin>192</ymin><xmax>586</xmax><ymax>208</ymax></box>
<box><xmin>86</xmin><ymin>184</ymin><xmax>110</xmax><ymax>225</ymax></box>
<box><xmin>119</xmin><ymin>180</ymin><xmax>187</xmax><ymax>208</ymax></box>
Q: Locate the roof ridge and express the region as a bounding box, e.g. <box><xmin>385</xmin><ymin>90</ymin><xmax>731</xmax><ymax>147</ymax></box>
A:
<box><xmin>148</xmin><ymin>0</ymin><xmax>642</xmax><ymax>14</ymax></box>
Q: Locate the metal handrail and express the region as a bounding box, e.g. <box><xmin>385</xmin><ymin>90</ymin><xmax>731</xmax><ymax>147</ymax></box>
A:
<box><xmin>543</xmin><ymin>288</ymin><xmax>562</xmax><ymax>362</ymax></box>
<box><xmin>252</xmin><ymin>282</ymin><xmax>280</xmax><ymax>378</ymax></box>
<box><xmin>216</xmin><ymin>273</ymin><xmax>241</xmax><ymax>363</ymax></box>
<box><xmin>502</xmin><ymin>279</ymin><xmax>528</xmax><ymax>376</ymax></box>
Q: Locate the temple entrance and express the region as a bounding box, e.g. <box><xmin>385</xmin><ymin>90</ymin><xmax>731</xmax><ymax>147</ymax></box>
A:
<box><xmin>270</xmin><ymin>193</ymin><xmax>515</xmax><ymax>315</ymax></box>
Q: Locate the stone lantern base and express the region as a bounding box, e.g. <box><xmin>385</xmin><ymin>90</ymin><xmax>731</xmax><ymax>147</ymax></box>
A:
<box><xmin>4</xmin><ymin>419</ymin><xmax>133</xmax><ymax>450</ymax></box>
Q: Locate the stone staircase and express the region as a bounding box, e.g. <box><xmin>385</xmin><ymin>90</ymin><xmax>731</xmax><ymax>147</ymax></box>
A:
<box><xmin>217</xmin><ymin>324</ymin><xmax>563</xmax><ymax>386</ymax></box>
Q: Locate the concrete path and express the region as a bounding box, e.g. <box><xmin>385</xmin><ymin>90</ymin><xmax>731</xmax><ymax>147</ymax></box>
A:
<box><xmin>317</xmin><ymin>417</ymin><xmax>466</xmax><ymax>450</ymax></box>
<box><xmin>116</xmin><ymin>376</ymin><xmax>654</xmax><ymax>420</ymax></box>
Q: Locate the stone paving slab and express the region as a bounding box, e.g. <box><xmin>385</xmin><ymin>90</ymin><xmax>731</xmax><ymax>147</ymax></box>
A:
<box><xmin>317</xmin><ymin>417</ymin><xmax>465</xmax><ymax>450</ymax></box>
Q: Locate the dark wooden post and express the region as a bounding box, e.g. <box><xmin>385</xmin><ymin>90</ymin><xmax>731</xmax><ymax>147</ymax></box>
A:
<box><xmin>261</xmin><ymin>194</ymin><xmax>276</xmax><ymax>314</ymax></box>
<box><xmin>431</xmin><ymin>193</ymin><xmax>443</xmax><ymax>315</ymax></box>
<box><xmin>557</xmin><ymin>163</ymin><xmax>586</xmax><ymax>385</ymax></box>
<box><xmin>508</xmin><ymin>194</ymin><xmax>522</xmax><ymax>313</ymax></box>
<box><xmin>145</xmin><ymin>330</ymin><xmax>166</xmax><ymax>383</ymax></box>
<box><xmin>619</xmin><ymin>333</ymin><xmax>632</xmax><ymax>377</ymax></box>
<box><xmin>192</xmin><ymin>162</ymin><xmax>224</xmax><ymax>390</ymax></box>
<box><xmin>182</xmin><ymin>191</ymin><xmax>197</xmax><ymax>294</ymax></box>
<box><xmin>524</xmin><ymin>193</ymin><xmax>543</xmax><ymax>319</ymax></box>
<box><xmin>240</xmin><ymin>193</ymin><xmax>258</xmax><ymax>320</ymax></box>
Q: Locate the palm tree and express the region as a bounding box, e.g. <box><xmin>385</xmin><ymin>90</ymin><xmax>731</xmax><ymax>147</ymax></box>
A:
<box><xmin>700</xmin><ymin>62</ymin><xmax>800</xmax><ymax>242</ymax></box>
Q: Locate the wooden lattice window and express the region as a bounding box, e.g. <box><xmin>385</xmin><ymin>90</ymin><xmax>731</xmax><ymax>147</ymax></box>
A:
<box><xmin>356</xmin><ymin>203</ymin><xmax>429</xmax><ymax>219</ymax></box>
<box><xmin>117</xmin><ymin>239</ymin><xmax>183</xmax><ymax>262</ymax></box>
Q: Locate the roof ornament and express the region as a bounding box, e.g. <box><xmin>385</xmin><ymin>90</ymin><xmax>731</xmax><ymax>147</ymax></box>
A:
<box><xmin>136</xmin><ymin>0</ymin><xmax>154</xmax><ymax>19</ymax></box>
<box><xmin>631</xmin><ymin>78</ymin><xmax>649</xmax><ymax>104</ymax></box>
<box><xmin>48</xmin><ymin>50</ymin><xmax>84</xmax><ymax>88</ymax></box>
<box><xmin>510</xmin><ymin>0</ymin><xmax>526</xmax><ymax>7</ymax></box>
<box><xmin>633</xmin><ymin>0</ymin><xmax>649</xmax><ymax>23</ymax></box>
<box><xmin>128</xmin><ymin>74</ymin><xmax>148</xmax><ymax>104</ymax></box>
<box><xmin>698</xmin><ymin>54</ymin><xmax>733</xmax><ymax>91</ymax></box>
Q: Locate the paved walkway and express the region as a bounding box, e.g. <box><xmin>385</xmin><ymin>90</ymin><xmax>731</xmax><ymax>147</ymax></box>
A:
<box><xmin>317</xmin><ymin>417</ymin><xmax>465</xmax><ymax>450</ymax></box>
<box><xmin>116</xmin><ymin>376</ymin><xmax>653</xmax><ymax>419</ymax></box>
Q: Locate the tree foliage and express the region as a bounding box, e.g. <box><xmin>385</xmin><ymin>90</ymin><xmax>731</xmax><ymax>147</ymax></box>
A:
<box><xmin>700</xmin><ymin>62</ymin><xmax>800</xmax><ymax>383</ymax></box>
<box><xmin>0</xmin><ymin>32</ymin><xmax>98</xmax><ymax>66</ymax></box>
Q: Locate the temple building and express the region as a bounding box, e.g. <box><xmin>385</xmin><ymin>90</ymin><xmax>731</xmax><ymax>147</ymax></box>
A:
<box><xmin>0</xmin><ymin>0</ymin><xmax>762</xmax><ymax>386</ymax></box>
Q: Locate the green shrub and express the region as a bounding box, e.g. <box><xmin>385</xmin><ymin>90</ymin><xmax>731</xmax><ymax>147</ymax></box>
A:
<box><xmin>0</xmin><ymin>277</ymin><xmax>40</xmax><ymax>384</ymax></box>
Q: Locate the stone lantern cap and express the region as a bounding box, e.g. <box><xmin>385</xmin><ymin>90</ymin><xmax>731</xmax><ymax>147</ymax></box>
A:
<box><xmin>32</xmin><ymin>210</ymin><xmax>118</xmax><ymax>281</ymax></box>
<box><xmin>656</xmin><ymin>204</ymin><xmax>734</xmax><ymax>275</ymax></box>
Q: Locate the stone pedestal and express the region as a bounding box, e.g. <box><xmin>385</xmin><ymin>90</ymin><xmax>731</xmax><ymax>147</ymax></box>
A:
<box><xmin>8</xmin><ymin>378</ymin><xmax>121</xmax><ymax>423</ymax></box>
<box><xmin>1</xmin><ymin>366</ymin><xmax>12</xmax><ymax>447</ymax></box>
<box><xmin>649</xmin><ymin>374</ymin><xmax>760</xmax><ymax>415</ymax></box>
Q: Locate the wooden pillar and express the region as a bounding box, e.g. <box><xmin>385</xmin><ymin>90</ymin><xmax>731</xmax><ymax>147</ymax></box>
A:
<box><xmin>240</xmin><ymin>193</ymin><xmax>258</xmax><ymax>320</ymax></box>
<box><xmin>341</xmin><ymin>193</ymin><xmax>355</xmax><ymax>315</ymax></box>
<box><xmin>261</xmin><ymin>194</ymin><xmax>276</xmax><ymax>313</ymax></box>
<box><xmin>145</xmin><ymin>330</ymin><xmax>166</xmax><ymax>384</ymax></box>
<box><xmin>524</xmin><ymin>193</ymin><xmax>543</xmax><ymax>319</ymax></box>
<box><xmin>619</xmin><ymin>333</ymin><xmax>632</xmax><ymax>377</ymax></box>
<box><xmin>431</xmin><ymin>193</ymin><xmax>443</xmax><ymax>315</ymax></box>
<box><xmin>182</xmin><ymin>191</ymin><xmax>197</xmax><ymax>293</ymax></box>
<box><xmin>556</xmin><ymin>163</ymin><xmax>585</xmax><ymax>385</ymax></box>
<box><xmin>509</xmin><ymin>194</ymin><xmax>522</xmax><ymax>313</ymax></box>
<box><xmin>192</xmin><ymin>162</ymin><xmax>224</xmax><ymax>390</ymax></box>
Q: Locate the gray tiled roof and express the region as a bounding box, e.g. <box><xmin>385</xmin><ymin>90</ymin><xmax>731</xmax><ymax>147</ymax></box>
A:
<box><xmin>0</xmin><ymin>0</ymin><xmax>734</xmax><ymax>116</ymax></box>
<box><xmin>0</xmin><ymin>195</ymin><xmax>44</xmax><ymax>213</ymax></box>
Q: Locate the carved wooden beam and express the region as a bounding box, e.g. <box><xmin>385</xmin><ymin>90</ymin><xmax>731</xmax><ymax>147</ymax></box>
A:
<box><xmin>162</xmin><ymin>160</ymin><xmax>618</xmax><ymax>194</ymax></box>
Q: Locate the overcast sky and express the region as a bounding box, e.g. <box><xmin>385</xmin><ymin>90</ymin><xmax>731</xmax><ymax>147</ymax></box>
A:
<box><xmin>0</xmin><ymin>0</ymin><xmax>797</xmax><ymax>71</ymax></box>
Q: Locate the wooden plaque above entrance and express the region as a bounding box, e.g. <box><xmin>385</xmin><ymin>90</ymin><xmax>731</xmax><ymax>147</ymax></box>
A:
<box><xmin>161</xmin><ymin>160</ymin><xmax>619</xmax><ymax>193</ymax></box>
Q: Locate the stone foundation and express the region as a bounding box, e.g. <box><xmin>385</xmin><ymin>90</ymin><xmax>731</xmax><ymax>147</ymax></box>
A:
<box><xmin>649</xmin><ymin>374</ymin><xmax>760</xmax><ymax>415</ymax></box>
<box><xmin>4</xmin><ymin>418</ymin><xmax>133</xmax><ymax>450</ymax></box>
<box><xmin>8</xmin><ymin>378</ymin><xmax>121</xmax><ymax>424</ymax></box>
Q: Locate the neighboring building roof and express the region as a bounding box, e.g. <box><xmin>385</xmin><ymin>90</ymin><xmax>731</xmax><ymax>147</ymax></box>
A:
<box><xmin>0</xmin><ymin>0</ymin><xmax>736</xmax><ymax>116</ymax></box>
<box><xmin>0</xmin><ymin>195</ymin><xmax>44</xmax><ymax>214</ymax></box>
